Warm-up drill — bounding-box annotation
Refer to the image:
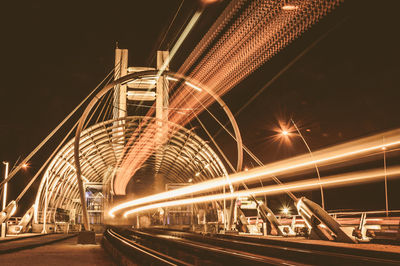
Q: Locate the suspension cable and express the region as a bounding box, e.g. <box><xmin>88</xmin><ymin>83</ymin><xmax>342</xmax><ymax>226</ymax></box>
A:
<box><xmin>213</xmin><ymin>17</ymin><xmax>347</xmax><ymax>139</ymax></box>
<box><xmin>15</xmin><ymin>68</ymin><xmax>118</xmax><ymax>203</ymax></box>
<box><xmin>0</xmin><ymin>66</ymin><xmax>117</xmax><ymax>190</ymax></box>
<box><xmin>188</xmin><ymin>89</ymin><xmax>297</xmax><ymax>200</ymax></box>
<box><xmin>16</xmin><ymin>120</ymin><xmax>79</xmax><ymax>202</ymax></box>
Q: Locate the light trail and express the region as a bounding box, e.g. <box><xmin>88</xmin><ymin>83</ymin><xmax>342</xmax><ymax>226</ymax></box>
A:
<box><xmin>116</xmin><ymin>8</ymin><xmax>203</xmax><ymax>191</ymax></box>
<box><xmin>113</xmin><ymin>120</ymin><xmax>178</xmax><ymax>194</ymax></box>
<box><xmin>108</xmin><ymin>129</ymin><xmax>400</xmax><ymax>216</ymax></box>
<box><xmin>123</xmin><ymin>166</ymin><xmax>400</xmax><ymax>217</ymax></box>
<box><xmin>168</xmin><ymin>0</ymin><xmax>343</xmax><ymax>127</ymax></box>
<box><xmin>156</xmin><ymin>10</ymin><xmax>202</xmax><ymax>79</ymax></box>
<box><xmin>112</xmin><ymin>1</ymin><xmax>343</xmax><ymax>195</ymax></box>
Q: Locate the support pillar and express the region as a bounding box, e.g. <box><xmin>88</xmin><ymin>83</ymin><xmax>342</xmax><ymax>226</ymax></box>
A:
<box><xmin>113</xmin><ymin>48</ymin><xmax>128</xmax><ymax>119</ymax></box>
<box><xmin>156</xmin><ymin>51</ymin><xmax>169</xmax><ymax>123</ymax></box>
<box><xmin>113</xmin><ymin>48</ymin><xmax>128</xmax><ymax>163</ymax></box>
<box><xmin>110</xmin><ymin>48</ymin><xmax>128</xmax><ymax>205</ymax></box>
<box><xmin>155</xmin><ymin>51</ymin><xmax>169</xmax><ymax>172</ymax></box>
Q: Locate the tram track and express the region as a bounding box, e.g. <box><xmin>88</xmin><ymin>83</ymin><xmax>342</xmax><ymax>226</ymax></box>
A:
<box><xmin>104</xmin><ymin>227</ymin><xmax>400</xmax><ymax>265</ymax></box>
<box><xmin>145</xmin><ymin>228</ymin><xmax>400</xmax><ymax>265</ymax></box>
<box><xmin>104</xmin><ymin>227</ymin><xmax>305</xmax><ymax>265</ymax></box>
<box><xmin>103</xmin><ymin>228</ymin><xmax>189</xmax><ymax>265</ymax></box>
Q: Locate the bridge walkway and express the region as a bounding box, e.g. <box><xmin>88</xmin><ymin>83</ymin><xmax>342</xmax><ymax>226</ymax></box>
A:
<box><xmin>0</xmin><ymin>234</ymin><xmax>115</xmax><ymax>265</ymax></box>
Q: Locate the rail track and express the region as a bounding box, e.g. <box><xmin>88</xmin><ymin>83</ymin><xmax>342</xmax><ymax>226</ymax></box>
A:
<box><xmin>103</xmin><ymin>227</ymin><xmax>400</xmax><ymax>265</ymax></box>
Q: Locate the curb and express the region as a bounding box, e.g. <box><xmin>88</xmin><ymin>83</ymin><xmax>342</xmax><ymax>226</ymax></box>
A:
<box><xmin>0</xmin><ymin>233</ymin><xmax>53</xmax><ymax>244</ymax></box>
<box><xmin>0</xmin><ymin>234</ymin><xmax>77</xmax><ymax>254</ymax></box>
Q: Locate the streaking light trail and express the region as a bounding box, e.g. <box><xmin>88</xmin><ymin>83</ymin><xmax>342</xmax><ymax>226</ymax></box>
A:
<box><xmin>156</xmin><ymin>10</ymin><xmax>203</xmax><ymax>79</ymax></box>
<box><xmin>123</xmin><ymin>166</ymin><xmax>400</xmax><ymax>217</ymax></box>
<box><xmin>169</xmin><ymin>0</ymin><xmax>343</xmax><ymax>127</ymax></box>
<box><xmin>113</xmin><ymin>0</ymin><xmax>343</xmax><ymax>195</ymax></box>
<box><xmin>109</xmin><ymin>129</ymin><xmax>400</xmax><ymax>217</ymax></box>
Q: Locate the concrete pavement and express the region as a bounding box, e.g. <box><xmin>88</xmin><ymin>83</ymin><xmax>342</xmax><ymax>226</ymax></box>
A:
<box><xmin>0</xmin><ymin>234</ymin><xmax>115</xmax><ymax>265</ymax></box>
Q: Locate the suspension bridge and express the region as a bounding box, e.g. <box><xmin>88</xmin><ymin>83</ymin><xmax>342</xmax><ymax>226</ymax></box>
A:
<box><xmin>1</xmin><ymin>0</ymin><xmax>400</xmax><ymax>265</ymax></box>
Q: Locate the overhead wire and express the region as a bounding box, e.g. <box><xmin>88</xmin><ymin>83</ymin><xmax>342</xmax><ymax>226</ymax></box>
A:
<box><xmin>146</xmin><ymin>0</ymin><xmax>185</xmax><ymax>66</ymax></box>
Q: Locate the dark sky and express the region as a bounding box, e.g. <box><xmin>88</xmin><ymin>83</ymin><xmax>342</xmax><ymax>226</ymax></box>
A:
<box><xmin>1</xmin><ymin>0</ymin><xmax>400</xmax><ymax>214</ymax></box>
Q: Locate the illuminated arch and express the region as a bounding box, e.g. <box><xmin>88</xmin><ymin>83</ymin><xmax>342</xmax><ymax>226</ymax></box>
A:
<box><xmin>34</xmin><ymin>116</ymin><xmax>229</xmax><ymax>224</ymax></box>
<box><xmin>73</xmin><ymin>70</ymin><xmax>243</xmax><ymax>228</ymax></box>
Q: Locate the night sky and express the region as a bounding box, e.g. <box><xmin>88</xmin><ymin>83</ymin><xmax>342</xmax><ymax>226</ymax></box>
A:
<box><xmin>1</xmin><ymin>0</ymin><xmax>400</xmax><ymax>215</ymax></box>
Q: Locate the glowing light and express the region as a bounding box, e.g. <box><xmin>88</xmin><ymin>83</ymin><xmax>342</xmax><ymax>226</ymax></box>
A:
<box><xmin>156</xmin><ymin>10</ymin><xmax>203</xmax><ymax>78</ymax></box>
<box><xmin>274</xmin><ymin>121</ymin><xmax>295</xmax><ymax>143</ymax></box>
<box><xmin>127</xmin><ymin>79</ymin><xmax>156</xmax><ymax>85</ymax></box>
<box><xmin>201</xmin><ymin>0</ymin><xmax>222</xmax><ymax>5</ymax></box>
<box><xmin>127</xmin><ymin>91</ymin><xmax>156</xmax><ymax>96</ymax></box>
<box><xmin>195</xmin><ymin>172</ymin><xmax>200</xmax><ymax>177</ymax></box>
<box><xmin>188</xmin><ymin>178</ymin><xmax>193</xmax><ymax>183</ymax></box>
<box><xmin>108</xmin><ymin>130</ymin><xmax>400</xmax><ymax>217</ymax></box>
<box><xmin>282</xmin><ymin>5</ymin><xmax>299</xmax><ymax>11</ymax></box>
<box><xmin>282</xmin><ymin>207</ymin><xmax>290</xmax><ymax>215</ymax></box>
<box><xmin>244</xmin><ymin>168</ymin><xmax>249</xmax><ymax>171</ymax></box>
<box><xmin>170</xmin><ymin>0</ymin><xmax>342</xmax><ymax>132</ymax></box>
<box><xmin>111</xmin><ymin>0</ymin><xmax>342</xmax><ymax>198</ymax></box>
<box><xmin>127</xmin><ymin>91</ymin><xmax>156</xmax><ymax>98</ymax></box>
<box><xmin>166</xmin><ymin>76</ymin><xmax>179</xmax><ymax>82</ymax></box>
<box><xmin>185</xmin><ymin>81</ymin><xmax>202</xmax><ymax>92</ymax></box>
<box><xmin>123</xmin><ymin>166</ymin><xmax>400</xmax><ymax>217</ymax></box>
<box><xmin>22</xmin><ymin>163</ymin><xmax>29</xmax><ymax>169</ymax></box>
<box><xmin>10</xmin><ymin>205</ymin><xmax>17</xmax><ymax>216</ymax></box>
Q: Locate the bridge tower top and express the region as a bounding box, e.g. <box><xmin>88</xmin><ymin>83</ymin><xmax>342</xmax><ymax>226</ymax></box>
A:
<box><xmin>112</xmin><ymin>48</ymin><xmax>170</xmax><ymax>122</ymax></box>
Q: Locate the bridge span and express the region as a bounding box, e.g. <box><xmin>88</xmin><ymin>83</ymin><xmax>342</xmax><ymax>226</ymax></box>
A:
<box><xmin>1</xmin><ymin>0</ymin><xmax>400</xmax><ymax>265</ymax></box>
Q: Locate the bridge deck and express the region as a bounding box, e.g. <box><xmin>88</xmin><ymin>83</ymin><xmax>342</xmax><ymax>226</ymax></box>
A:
<box><xmin>0</xmin><ymin>234</ymin><xmax>115</xmax><ymax>265</ymax></box>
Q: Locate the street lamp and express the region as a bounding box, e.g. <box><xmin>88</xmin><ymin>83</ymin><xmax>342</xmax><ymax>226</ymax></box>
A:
<box><xmin>282</xmin><ymin>207</ymin><xmax>290</xmax><ymax>215</ymax></box>
<box><xmin>382</xmin><ymin>144</ymin><xmax>389</xmax><ymax>217</ymax></box>
<box><xmin>279</xmin><ymin>119</ymin><xmax>325</xmax><ymax>210</ymax></box>
<box><xmin>1</xmin><ymin>162</ymin><xmax>9</xmax><ymax>238</ymax></box>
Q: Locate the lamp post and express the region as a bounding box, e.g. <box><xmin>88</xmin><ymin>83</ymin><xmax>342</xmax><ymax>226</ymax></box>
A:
<box><xmin>282</xmin><ymin>207</ymin><xmax>290</xmax><ymax>216</ymax></box>
<box><xmin>1</xmin><ymin>162</ymin><xmax>9</xmax><ymax>238</ymax></box>
<box><xmin>382</xmin><ymin>145</ymin><xmax>389</xmax><ymax>217</ymax></box>
<box><xmin>280</xmin><ymin>119</ymin><xmax>325</xmax><ymax>210</ymax></box>
<box><xmin>41</xmin><ymin>173</ymin><xmax>48</xmax><ymax>234</ymax></box>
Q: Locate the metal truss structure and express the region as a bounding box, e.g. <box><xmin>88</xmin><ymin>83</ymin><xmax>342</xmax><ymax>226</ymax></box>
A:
<box><xmin>34</xmin><ymin>116</ymin><xmax>228</xmax><ymax>225</ymax></box>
